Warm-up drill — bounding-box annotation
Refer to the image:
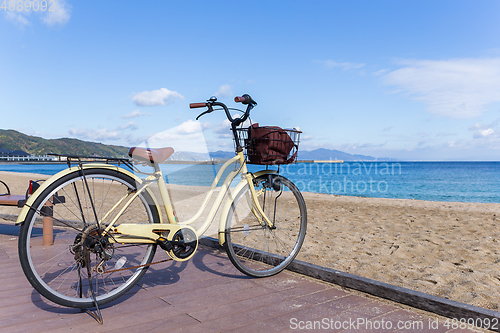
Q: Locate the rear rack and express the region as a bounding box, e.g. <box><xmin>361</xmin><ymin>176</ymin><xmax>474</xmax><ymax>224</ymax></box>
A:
<box><xmin>48</xmin><ymin>153</ymin><xmax>135</xmax><ymax>171</ymax></box>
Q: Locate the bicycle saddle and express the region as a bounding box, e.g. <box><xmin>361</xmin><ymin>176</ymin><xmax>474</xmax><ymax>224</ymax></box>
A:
<box><xmin>128</xmin><ymin>147</ymin><xmax>174</xmax><ymax>164</ymax></box>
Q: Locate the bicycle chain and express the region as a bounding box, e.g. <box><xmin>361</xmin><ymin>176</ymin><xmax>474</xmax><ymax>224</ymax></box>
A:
<box><xmin>97</xmin><ymin>257</ymin><xmax>173</xmax><ymax>274</ymax></box>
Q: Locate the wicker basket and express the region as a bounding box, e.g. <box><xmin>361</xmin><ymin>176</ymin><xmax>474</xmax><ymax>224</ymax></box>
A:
<box><xmin>235</xmin><ymin>125</ymin><xmax>301</xmax><ymax>165</ymax></box>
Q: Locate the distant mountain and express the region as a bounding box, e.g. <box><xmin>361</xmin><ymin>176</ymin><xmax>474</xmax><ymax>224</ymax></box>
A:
<box><xmin>170</xmin><ymin>151</ymin><xmax>210</xmax><ymax>161</ymax></box>
<box><xmin>206</xmin><ymin>148</ymin><xmax>397</xmax><ymax>162</ymax></box>
<box><xmin>298</xmin><ymin>148</ymin><xmax>376</xmax><ymax>161</ymax></box>
<box><xmin>299</xmin><ymin>148</ymin><xmax>398</xmax><ymax>161</ymax></box>
<box><xmin>0</xmin><ymin>129</ymin><xmax>129</xmax><ymax>158</ymax></box>
<box><xmin>187</xmin><ymin>149</ymin><xmax>397</xmax><ymax>162</ymax></box>
<box><xmin>171</xmin><ymin>151</ymin><xmax>238</xmax><ymax>161</ymax></box>
<box><xmin>0</xmin><ymin>129</ymin><xmax>396</xmax><ymax>162</ymax></box>
<box><xmin>209</xmin><ymin>151</ymin><xmax>236</xmax><ymax>160</ymax></box>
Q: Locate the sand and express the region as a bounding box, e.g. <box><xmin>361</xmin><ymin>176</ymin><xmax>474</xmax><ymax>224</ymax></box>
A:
<box><xmin>2</xmin><ymin>170</ymin><xmax>500</xmax><ymax>310</ymax></box>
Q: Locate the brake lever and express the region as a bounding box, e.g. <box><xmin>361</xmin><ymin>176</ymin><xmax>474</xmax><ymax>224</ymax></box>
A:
<box><xmin>196</xmin><ymin>110</ymin><xmax>211</xmax><ymax>120</ymax></box>
<box><xmin>196</xmin><ymin>102</ymin><xmax>215</xmax><ymax>120</ymax></box>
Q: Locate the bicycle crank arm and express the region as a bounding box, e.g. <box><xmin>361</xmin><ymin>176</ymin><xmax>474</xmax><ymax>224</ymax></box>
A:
<box><xmin>109</xmin><ymin>223</ymin><xmax>193</xmax><ymax>242</ymax></box>
<box><xmin>110</xmin><ymin>223</ymin><xmax>198</xmax><ymax>261</ymax></box>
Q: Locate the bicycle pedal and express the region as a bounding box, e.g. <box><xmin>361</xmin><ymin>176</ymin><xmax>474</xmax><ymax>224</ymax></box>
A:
<box><xmin>156</xmin><ymin>237</ymin><xmax>173</xmax><ymax>251</ymax></box>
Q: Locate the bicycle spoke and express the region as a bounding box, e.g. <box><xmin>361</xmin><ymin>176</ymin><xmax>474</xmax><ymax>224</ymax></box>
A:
<box><xmin>53</xmin><ymin>263</ymin><xmax>79</xmax><ymax>293</ymax></box>
<box><xmin>19</xmin><ymin>169</ymin><xmax>158</xmax><ymax>308</ymax></box>
<box><xmin>225</xmin><ymin>175</ymin><xmax>306</xmax><ymax>277</ymax></box>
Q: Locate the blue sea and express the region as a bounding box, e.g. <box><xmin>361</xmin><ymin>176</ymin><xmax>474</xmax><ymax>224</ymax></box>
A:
<box><xmin>1</xmin><ymin>161</ymin><xmax>499</xmax><ymax>203</ymax></box>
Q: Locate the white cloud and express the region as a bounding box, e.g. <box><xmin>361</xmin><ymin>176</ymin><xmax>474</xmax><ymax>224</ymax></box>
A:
<box><xmin>69</xmin><ymin>120</ymin><xmax>140</xmax><ymax>141</ymax></box>
<box><xmin>383</xmin><ymin>58</ymin><xmax>500</xmax><ymax>118</ymax></box>
<box><xmin>132</xmin><ymin>88</ymin><xmax>184</xmax><ymax>106</ymax></box>
<box><xmin>122</xmin><ymin>110</ymin><xmax>153</xmax><ymax>119</ymax></box>
<box><xmin>174</xmin><ymin>119</ymin><xmax>204</xmax><ymax>135</ymax></box>
<box><xmin>212</xmin><ymin>117</ymin><xmax>251</xmax><ymax>139</ymax></box>
<box><xmin>373</xmin><ymin>69</ymin><xmax>389</xmax><ymax>76</ymax></box>
<box><xmin>213</xmin><ymin>119</ymin><xmax>231</xmax><ymax>135</ymax></box>
<box><xmin>68</xmin><ymin>128</ymin><xmax>121</xmax><ymax>141</ymax></box>
<box><xmin>5</xmin><ymin>12</ymin><xmax>30</xmax><ymax>27</ymax></box>
<box><xmin>318</xmin><ymin>60</ymin><xmax>365</xmax><ymax>71</ymax></box>
<box><xmin>138</xmin><ymin>120</ymin><xmax>209</xmax><ymax>154</ymax></box>
<box><xmin>118</xmin><ymin>122</ymin><xmax>138</xmax><ymax>131</ymax></box>
<box><xmin>479</xmin><ymin>128</ymin><xmax>495</xmax><ymax>137</ymax></box>
<box><xmin>469</xmin><ymin>119</ymin><xmax>500</xmax><ymax>139</ymax></box>
<box><xmin>215</xmin><ymin>84</ymin><xmax>232</xmax><ymax>98</ymax></box>
<box><xmin>42</xmin><ymin>0</ymin><xmax>71</xmax><ymax>26</ymax></box>
<box><xmin>4</xmin><ymin>0</ymin><xmax>71</xmax><ymax>27</ymax></box>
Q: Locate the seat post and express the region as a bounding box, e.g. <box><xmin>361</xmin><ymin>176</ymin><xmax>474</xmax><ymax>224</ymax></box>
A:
<box><xmin>153</xmin><ymin>161</ymin><xmax>177</xmax><ymax>224</ymax></box>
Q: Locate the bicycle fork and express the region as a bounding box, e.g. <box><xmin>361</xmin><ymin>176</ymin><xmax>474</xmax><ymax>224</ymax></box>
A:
<box><xmin>244</xmin><ymin>173</ymin><xmax>275</xmax><ymax>229</ymax></box>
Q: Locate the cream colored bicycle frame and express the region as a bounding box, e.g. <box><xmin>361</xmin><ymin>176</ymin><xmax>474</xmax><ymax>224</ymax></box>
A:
<box><xmin>106</xmin><ymin>151</ymin><xmax>277</xmax><ymax>247</ymax></box>
<box><xmin>15</xmin><ymin>151</ymin><xmax>274</xmax><ymax>250</ymax></box>
<box><xmin>15</xmin><ymin>151</ymin><xmax>277</xmax><ymax>263</ymax></box>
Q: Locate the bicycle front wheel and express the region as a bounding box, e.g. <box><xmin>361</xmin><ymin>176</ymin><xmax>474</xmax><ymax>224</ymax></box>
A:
<box><xmin>18</xmin><ymin>168</ymin><xmax>159</xmax><ymax>308</ymax></box>
<box><xmin>224</xmin><ymin>174</ymin><xmax>307</xmax><ymax>277</ymax></box>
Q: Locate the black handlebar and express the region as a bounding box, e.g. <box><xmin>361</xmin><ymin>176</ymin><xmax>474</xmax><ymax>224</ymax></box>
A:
<box><xmin>191</xmin><ymin>94</ymin><xmax>257</xmax><ymax>151</ymax></box>
<box><xmin>193</xmin><ymin>94</ymin><xmax>256</xmax><ymax>124</ymax></box>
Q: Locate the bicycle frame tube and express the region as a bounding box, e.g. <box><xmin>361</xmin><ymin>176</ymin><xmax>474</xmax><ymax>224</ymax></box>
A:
<box><xmin>153</xmin><ymin>163</ymin><xmax>177</xmax><ymax>223</ymax></box>
<box><xmin>150</xmin><ymin>151</ymin><xmax>275</xmax><ymax>238</ymax></box>
<box><xmin>152</xmin><ymin>153</ymin><xmax>245</xmax><ymax>237</ymax></box>
<box><xmin>217</xmin><ymin>168</ymin><xmax>278</xmax><ymax>245</ymax></box>
<box><xmin>52</xmin><ymin>155</ymin><xmax>247</xmax><ymax>238</ymax></box>
<box><xmin>177</xmin><ymin>154</ymin><xmax>241</xmax><ymax>227</ymax></box>
<box><xmin>15</xmin><ymin>163</ymin><xmax>163</xmax><ymax>226</ymax></box>
<box><xmin>104</xmin><ymin>154</ymin><xmax>245</xmax><ymax>238</ymax></box>
<box><xmin>16</xmin><ymin>154</ymin><xmax>278</xmax><ymax>246</ymax></box>
<box><xmin>102</xmin><ymin>174</ymin><xmax>158</xmax><ymax>235</ymax></box>
<box><xmin>185</xmin><ymin>155</ymin><xmax>242</xmax><ymax>237</ymax></box>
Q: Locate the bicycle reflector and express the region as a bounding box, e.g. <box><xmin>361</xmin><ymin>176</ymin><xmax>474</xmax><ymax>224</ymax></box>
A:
<box><xmin>28</xmin><ymin>180</ymin><xmax>40</xmax><ymax>195</ymax></box>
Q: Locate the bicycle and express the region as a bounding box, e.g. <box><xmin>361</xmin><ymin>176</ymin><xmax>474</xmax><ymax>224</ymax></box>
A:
<box><xmin>16</xmin><ymin>94</ymin><xmax>307</xmax><ymax>322</ymax></box>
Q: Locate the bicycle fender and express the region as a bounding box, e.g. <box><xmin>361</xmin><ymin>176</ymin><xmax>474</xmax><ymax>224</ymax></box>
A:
<box><xmin>15</xmin><ymin>164</ymin><xmax>162</xmax><ymax>226</ymax></box>
<box><xmin>252</xmin><ymin>169</ymin><xmax>278</xmax><ymax>178</ymax></box>
<box><xmin>217</xmin><ymin>169</ymin><xmax>277</xmax><ymax>245</ymax></box>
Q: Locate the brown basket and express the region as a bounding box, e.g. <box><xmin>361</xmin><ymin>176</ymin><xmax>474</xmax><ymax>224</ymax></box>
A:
<box><xmin>235</xmin><ymin>124</ymin><xmax>301</xmax><ymax>165</ymax></box>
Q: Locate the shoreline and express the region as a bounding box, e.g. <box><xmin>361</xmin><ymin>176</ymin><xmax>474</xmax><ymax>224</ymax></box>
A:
<box><xmin>1</xmin><ymin>167</ymin><xmax>499</xmax><ymax>205</ymax></box>
<box><xmin>2</xmin><ymin>170</ymin><xmax>500</xmax><ymax>310</ymax></box>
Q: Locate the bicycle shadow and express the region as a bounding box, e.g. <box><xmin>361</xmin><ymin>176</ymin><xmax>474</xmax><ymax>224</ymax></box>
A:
<box><xmin>136</xmin><ymin>255</ymin><xmax>188</xmax><ymax>288</ymax></box>
<box><xmin>137</xmin><ymin>246</ymin><xmax>251</xmax><ymax>289</ymax></box>
<box><xmin>190</xmin><ymin>245</ymin><xmax>252</xmax><ymax>279</ymax></box>
<box><xmin>29</xmin><ymin>292</ymin><xmax>85</xmax><ymax>315</ymax></box>
<box><xmin>26</xmin><ymin>243</ymin><xmax>251</xmax><ymax>321</ymax></box>
<box><xmin>0</xmin><ymin>222</ymin><xmax>20</xmax><ymax>236</ymax></box>
<box><xmin>28</xmin><ymin>256</ymin><xmax>189</xmax><ymax>315</ymax></box>
<box><xmin>0</xmin><ymin>222</ymin><xmax>70</xmax><ymax>239</ymax></box>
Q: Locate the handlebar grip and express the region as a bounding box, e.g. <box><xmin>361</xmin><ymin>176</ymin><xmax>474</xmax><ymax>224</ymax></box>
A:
<box><xmin>190</xmin><ymin>102</ymin><xmax>207</xmax><ymax>109</ymax></box>
<box><xmin>234</xmin><ymin>94</ymin><xmax>256</xmax><ymax>105</ymax></box>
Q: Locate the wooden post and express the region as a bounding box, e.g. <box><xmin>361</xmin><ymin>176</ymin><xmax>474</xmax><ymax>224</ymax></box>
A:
<box><xmin>41</xmin><ymin>200</ymin><xmax>54</xmax><ymax>246</ymax></box>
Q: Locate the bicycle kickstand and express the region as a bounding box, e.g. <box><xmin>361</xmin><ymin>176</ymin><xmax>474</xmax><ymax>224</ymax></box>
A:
<box><xmin>82</xmin><ymin>247</ymin><xmax>104</xmax><ymax>324</ymax></box>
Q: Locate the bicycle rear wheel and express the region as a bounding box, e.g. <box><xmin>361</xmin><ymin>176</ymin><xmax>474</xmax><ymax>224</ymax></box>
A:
<box><xmin>224</xmin><ymin>174</ymin><xmax>307</xmax><ymax>277</ymax></box>
<box><xmin>18</xmin><ymin>168</ymin><xmax>159</xmax><ymax>308</ymax></box>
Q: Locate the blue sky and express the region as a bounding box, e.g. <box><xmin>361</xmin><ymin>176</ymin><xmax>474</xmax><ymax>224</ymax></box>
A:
<box><xmin>1</xmin><ymin>0</ymin><xmax>500</xmax><ymax>160</ymax></box>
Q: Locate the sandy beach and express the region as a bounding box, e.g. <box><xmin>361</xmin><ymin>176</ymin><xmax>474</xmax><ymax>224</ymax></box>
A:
<box><xmin>2</xmin><ymin>170</ymin><xmax>500</xmax><ymax>311</ymax></box>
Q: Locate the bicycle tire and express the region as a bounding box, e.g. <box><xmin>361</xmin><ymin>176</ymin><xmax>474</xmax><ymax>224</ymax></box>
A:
<box><xmin>18</xmin><ymin>168</ymin><xmax>159</xmax><ymax>308</ymax></box>
<box><xmin>224</xmin><ymin>174</ymin><xmax>307</xmax><ymax>277</ymax></box>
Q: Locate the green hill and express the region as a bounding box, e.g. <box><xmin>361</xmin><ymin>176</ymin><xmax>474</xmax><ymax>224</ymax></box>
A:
<box><xmin>0</xmin><ymin>129</ymin><xmax>129</xmax><ymax>158</ymax></box>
